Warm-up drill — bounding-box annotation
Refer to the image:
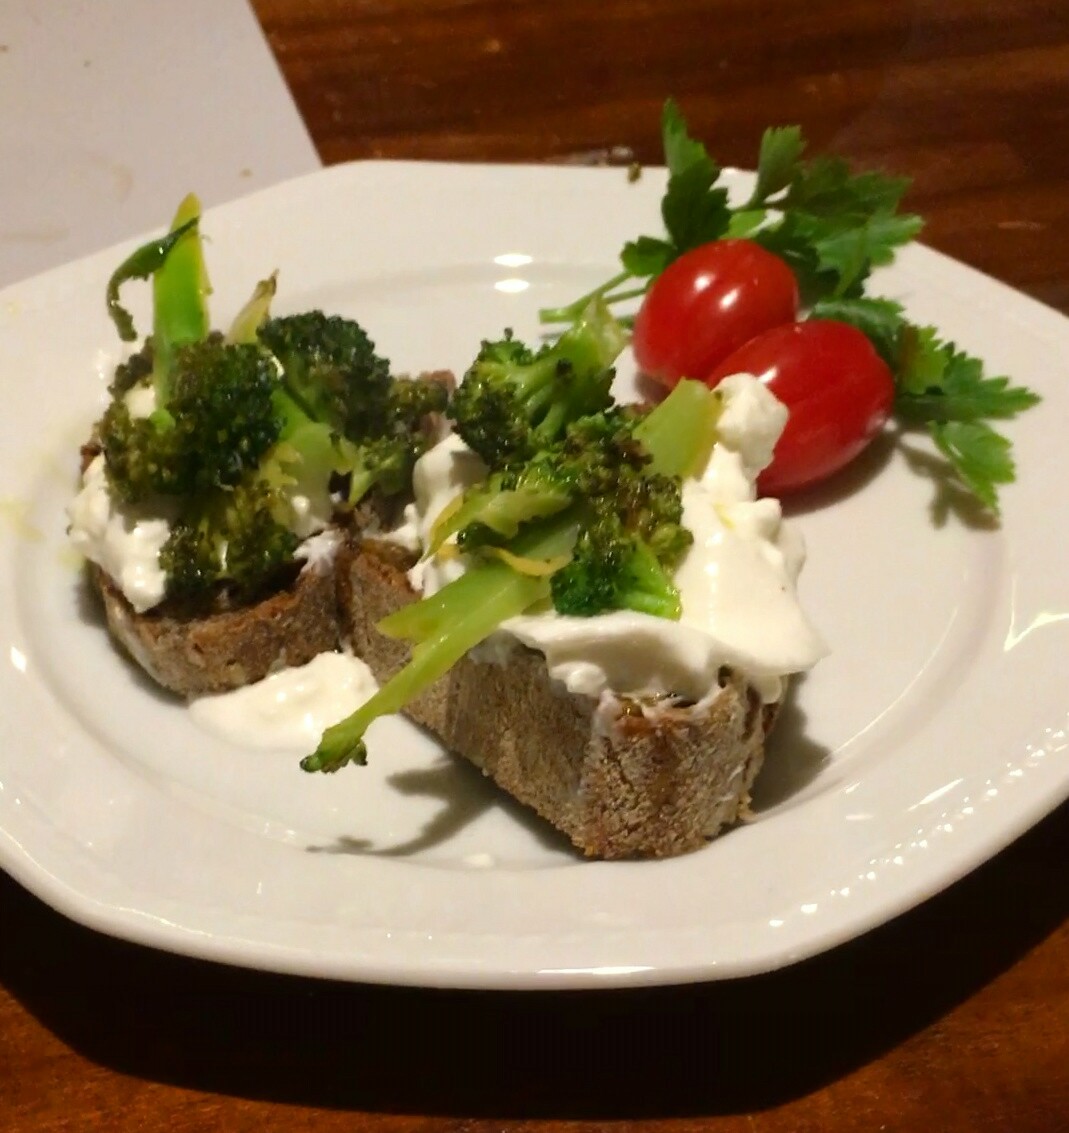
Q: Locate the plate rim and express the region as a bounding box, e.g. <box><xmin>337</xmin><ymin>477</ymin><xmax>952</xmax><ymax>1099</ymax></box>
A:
<box><xmin>0</xmin><ymin>159</ymin><xmax>1066</xmax><ymax>990</ymax></box>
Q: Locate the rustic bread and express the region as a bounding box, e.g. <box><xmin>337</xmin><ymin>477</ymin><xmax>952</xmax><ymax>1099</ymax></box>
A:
<box><xmin>81</xmin><ymin>370</ymin><xmax>454</xmax><ymax>698</ymax></box>
<box><xmin>93</xmin><ymin>557</ymin><xmax>343</xmax><ymax>697</ymax></box>
<box><xmin>85</xmin><ymin>491</ymin><xmax>403</xmax><ymax>697</ymax></box>
<box><xmin>342</xmin><ymin>537</ymin><xmax>779</xmax><ymax>859</ymax></box>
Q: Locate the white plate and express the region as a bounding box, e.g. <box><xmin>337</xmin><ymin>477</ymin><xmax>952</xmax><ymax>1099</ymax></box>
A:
<box><xmin>0</xmin><ymin>163</ymin><xmax>1066</xmax><ymax>989</ymax></box>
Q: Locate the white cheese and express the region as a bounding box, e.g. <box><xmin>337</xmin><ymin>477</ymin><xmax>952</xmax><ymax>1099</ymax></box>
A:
<box><xmin>67</xmin><ymin>400</ymin><xmax>334</xmax><ymax>612</ymax></box>
<box><xmin>123</xmin><ymin>382</ymin><xmax>158</xmax><ymax>420</ymax></box>
<box><xmin>294</xmin><ymin>526</ymin><xmax>344</xmax><ymax>572</ymax></box>
<box><xmin>402</xmin><ymin>373</ymin><xmax>827</xmax><ymax>703</ymax></box>
<box><xmin>66</xmin><ymin>454</ymin><xmax>173</xmax><ymax>613</ymax></box>
<box><xmin>189</xmin><ymin>652</ymin><xmax>379</xmax><ymax>748</ymax></box>
<box><xmin>394</xmin><ymin>432</ymin><xmax>488</xmax><ymax>593</ymax></box>
<box><xmin>289</xmin><ymin>491</ymin><xmax>332</xmax><ymax>540</ymax></box>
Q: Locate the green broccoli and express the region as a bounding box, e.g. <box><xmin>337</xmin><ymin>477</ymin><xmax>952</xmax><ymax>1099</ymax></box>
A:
<box><xmin>548</xmin><ymin>421</ymin><xmax>692</xmax><ymax>621</ymax></box>
<box><xmin>301</xmin><ymin>513</ymin><xmax>578</xmax><ymax>772</ymax></box>
<box><xmin>449</xmin><ymin>299</ymin><xmax>627</xmax><ymax>469</ymax></box>
<box><xmin>427</xmin><ymin>409</ymin><xmax>647</xmax><ymax>554</ymax></box>
<box><xmin>550</xmin><ymin>518</ymin><xmax>683</xmax><ymax>620</ymax></box>
<box><xmin>100</xmin><ymin>337</ymin><xmax>282</xmax><ymax>504</ymax></box>
<box><xmin>257</xmin><ymin>311</ymin><xmax>390</xmax><ymax>437</ymax></box>
<box><xmin>159</xmin><ymin>475</ymin><xmax>299</xmax><ymax>602</ymax></box>
<box><xmin>342</xmin><ymin>377</ymin><xmax>448</xmax><ymax>502</ymax></box>
<box><xmin>98</xmin><ymin>333</ymin><xmax>299</xmax><ymax>600</ymax></box>
<box><xmin>106</xmin><ymin>194</ymin><xmax>211</xmax><ymax>403</ymax></box>
<box><xmin>302</xmin><ymin>372</ymin><xmax>721</xmax><ymax>773</ymax></box>
<box><xmin>95</xmin><ymin>196</ymin><xmax>443</xmax><ymax>605</ymax></box>
<box><xmin>433</xmin><ymin>406</ymin><xmax>691</xmax><ymax>602</ymax></box>
<box><xmin>259</xmin><ymin>312</ymin><xmax>447</xmax><ymax>504</ymax></box>
<box><xmin>427</xmin><ymin>455</ymin><xmax>576</xmax><ymax>554</ymax></box>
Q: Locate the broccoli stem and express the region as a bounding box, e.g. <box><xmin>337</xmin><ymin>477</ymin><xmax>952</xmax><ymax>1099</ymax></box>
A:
<box><xmin>227</xmin><ymin>273</ymin><xmax>277</xmax><ymax>344</ymax></box>
<box><xmin>301</xmin><ymin>566</ymin><xmax>546</xmax><ymax>772</ymax></box>
<box><xmin>427</xmin><ymin>475</ymin><xmax>572</xmax><ymax>554</ymax></box>
<box><xmin>104</xmin><ymin>215</ymin><xmax>199</xmax><ymax>343</ymax></box>
<box><xmin>301</xmin><ymin>514</ymin><xmax>578</xmax><ymax>773</ymax></box>
<box><xmin>152</xmin><ymin>194</ymin><xmax>211</xmax><ymax>396</ymax></box>
<box><xmin>633</xmin><ymin>378</ymin><xmax>722</xmax><ymax>478</ymax></box>
<box><xmin>538</xmin><ymin>270</ymin><xmax>639</xmax><ymax>324</ymax></box>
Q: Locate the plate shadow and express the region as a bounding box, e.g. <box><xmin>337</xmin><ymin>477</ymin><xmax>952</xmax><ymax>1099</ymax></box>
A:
<box><xmin>2</xmin><ymin>799</ymin><xmax>1066</xmax><ymax>1120</ymax></box>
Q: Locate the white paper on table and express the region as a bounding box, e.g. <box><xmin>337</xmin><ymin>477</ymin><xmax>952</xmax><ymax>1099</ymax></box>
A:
<box><xmin>0</xmin><ymin>0</ymin><xmax>321</xmax><ymax>286</ymax></box>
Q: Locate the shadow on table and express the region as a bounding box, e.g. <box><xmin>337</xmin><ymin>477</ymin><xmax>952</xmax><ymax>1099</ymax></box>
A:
<box><xmin>1</xmin><ymin>799</ymin><xmax>1066</xmax><ymax>1121</ymax></box>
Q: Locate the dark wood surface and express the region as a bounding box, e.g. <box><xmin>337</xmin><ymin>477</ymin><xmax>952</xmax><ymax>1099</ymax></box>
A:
<box><xmin>2</xmin><ymin>1</ymin><xmax>1067</xmax><ymax>1129</ymax></box>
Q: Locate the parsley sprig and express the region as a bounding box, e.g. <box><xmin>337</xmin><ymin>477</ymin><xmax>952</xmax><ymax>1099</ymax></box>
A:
<box><xmin>813</xmin><ymin>296</ymin><xmax>1040</xmax><ymax>510</ymax></box>
<box><xmin>539</xmin><ymin>100</ymin><xmax>1040</xmax><ymax>513</ymax></box>
<box><xmin>539</xmin><ymin>100</ymin><xmax>923</xmax><ymax>325</ymax></box>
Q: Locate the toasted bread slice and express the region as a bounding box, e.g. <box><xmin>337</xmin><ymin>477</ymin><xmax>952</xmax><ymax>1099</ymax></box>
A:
<box><xmin>93</xmin><ymin>555</ymin><xmax>343</xmax><ymax>697</ymax></box>
<box><xmin>80</xmin><ymin>370</ymin><xmax>455</xmax><ymax>698</ymax></box>
<box><xmin>342</xmin><ymin>538</ymin><xmax>778</xmax><ymax>859</ymax></box>
<box><xmin>85</xmin><ymin>490</ymin><xmax>401</xmax><ymax>697</ymax></box>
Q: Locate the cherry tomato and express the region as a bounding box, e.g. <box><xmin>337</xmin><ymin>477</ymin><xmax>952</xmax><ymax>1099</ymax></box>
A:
<box><xmin>705</xmin><ymin>319</ymin><xmax>896</xmax><ymax>495</ymax></box>
<box><xmin>632</xmin><ymin>239</ymin><xmax>800</xmax><ymax>388</ymax></box>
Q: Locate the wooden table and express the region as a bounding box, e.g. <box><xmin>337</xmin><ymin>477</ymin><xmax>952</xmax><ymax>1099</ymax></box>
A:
<box><xmin>2</xmin><ymin>1</ymin><xmax>1067</xmax><ymax>1128</ymax></box>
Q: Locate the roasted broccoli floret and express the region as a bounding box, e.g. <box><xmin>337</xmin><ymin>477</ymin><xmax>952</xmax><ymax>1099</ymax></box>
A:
<box><xmin>436</xmin><ymin>405</ymin><xmax>690</xmax><ymax>595</ymax></box>
<box><xmin>159</xmin><ymin>475</ymin><xmax>299</xmax><ymax>601</ymax></box>
<box><xmin>108</xmin><ymin>341</ymin><xmax>154</xmax><ymax>398</ymax></box>
<box><xmin>98</xmin><ymin>399</ymin><xmax>184</xmax><ymax>501</ymax></box>
<box><xmin>449</xmin><ymin>299</ymin><xmax>626</xmax><ymax>469</ymax></box>
<box><xmin>344</xmin><ymin>377</ymin><xmax>448</xmax><ymax>501</ymax></box>
<box><xmin>339</xmin><ymin>432</ymin><xmax>415</xmax><ymax>503</ymax></box>
<box><xmin>167</xmin><ymin>340</ymin><xmax>282</xmax><ymax>492</ymax></box>
<box><xmin>259</xmin><ymin>313</ymin><xmax>447</xmax><ymax>503</ymax></box>
<box><xmin>100</xmin><ymin>336</ymin><xmax>295</xmax><ymax>600</ymax></box>
<box><xmin>257</xmin><ymin>311</ymin><xmax>391</xmax><ymax>438</ymax></box>
<box><xmin>550</xmin><ymin>517</ymin><xmax>683</xmax><ymax>620</ymax></box>
<box><xmin>379</xmin><ymin>372</ymin><xmax>450</xmax><ymax>440</ymax></box>
<box><xmin>548</xmin><ymin>427</ymin><xmax>692</xmax><ymax>621</ymax></box>
<box><xmin>101</xmin><ymin>338</ymin><xmax>283</xmax><ymax>504</ymax></box>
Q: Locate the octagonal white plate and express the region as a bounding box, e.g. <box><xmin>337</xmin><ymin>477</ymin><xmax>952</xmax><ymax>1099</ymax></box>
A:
<box><xmin>0</xmin><ymin>162</ymin><xmax>1066</xmax><ymax>988</ymax></box>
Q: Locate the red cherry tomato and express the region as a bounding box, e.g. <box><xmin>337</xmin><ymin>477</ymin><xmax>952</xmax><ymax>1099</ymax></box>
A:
<box><xmin>705</xmin><ymin>319</ymin><xmax>896</xmax><ymax>495</ymax></box>
<box><xmin>632</xmin><ymin>239</ymin><xmax>800</xmax><ymax>388</ymax></box>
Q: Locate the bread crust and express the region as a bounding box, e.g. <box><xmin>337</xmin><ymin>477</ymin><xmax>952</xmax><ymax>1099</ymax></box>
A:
<box><xmin>344</xmin><ymin>538</ymin><xmax>779</xmax><ymax>859</ymax></box>
<box><xmin>93</xmin><ymin>557</ymin><xmax>343</xmax><ymax>697</ymax></box>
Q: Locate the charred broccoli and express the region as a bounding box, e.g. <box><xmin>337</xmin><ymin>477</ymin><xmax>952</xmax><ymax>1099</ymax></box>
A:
<box><xmin>159</xmin><ymin>476</ymin><xmax>299</xmax><ymax>600</ymax></box>
<box><xmin>302</xmin><ymin>362</ymin><xmax>721</xmax><ymax>773</ymax></box>
<box><xmin>430</xmin><ymin>407</ymin><xmax>692</xmax><ymax>619</ymax></box>
<box><xmin>550</xmin><ymin>516</ymin><xmax>684</xmax><ymax>620</ymax></box>
<box><xmin>94</xmin><ymin>195</ymin><xmax>441</xmax><ymax>604</ymax></box>
<box><xmin>449</xmin><ymin>299</ymin><xmax>626</xmax><ymax>468</ymax></box>
<box><xmin>257</xmin><ymin>311</ymin><xmax>391</xmax><ymax>437</ymax></box>
<box><xmin>260</xmin><ymin>312</ymin><xmax>447</xmax><ymax>505</ymax></box>
<box><xmin>100</xmin><ymin>337</ymin><xmax>282</xmax><ymax>504</ymax></box>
